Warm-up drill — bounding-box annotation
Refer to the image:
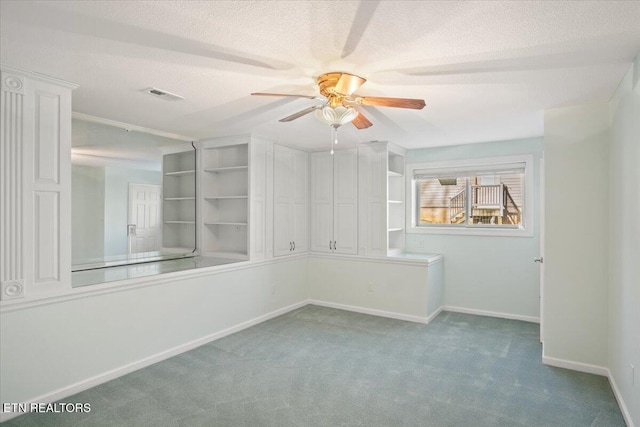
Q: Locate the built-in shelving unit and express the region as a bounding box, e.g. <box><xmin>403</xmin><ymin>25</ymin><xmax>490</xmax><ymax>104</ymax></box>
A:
<box><xmin>201</xmin><ymin>142</ymin><xmax>249</xmax><ymax>259</ymax></box>
<box><xmin>387</xmin><ymin>150</ymin><xmax>405</xmax><ymax>255</ymax></box>
<box><xmin>162</xmin><ymin>149</ymin><xmax>197</xmax><ymax>252</ymax></box>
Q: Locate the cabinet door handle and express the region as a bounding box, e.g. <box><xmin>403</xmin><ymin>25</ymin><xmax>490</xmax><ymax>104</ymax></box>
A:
<box><xmin>329</xmin><ymin>240</ymin><xmax>332</xmax><ymax>250</ymax></box>
<box><xmin>290</xmin><ymin>242</ymin><xmax>292</xmax><ymax>251</ymax></box>
<box><xmin>293</xmin><ymin>241</ymin><xmax>295</xmax><ymax>251</ymax></box>
<box><xmin>334</xmin><ymin>241</ymin><xmax>337</xmax><ymax>251</ymax></box>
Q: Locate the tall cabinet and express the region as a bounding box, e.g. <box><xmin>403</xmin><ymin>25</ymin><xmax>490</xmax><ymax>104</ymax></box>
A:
<box><xmin>310</xmin><ymin>149</ymin><xmax>358</xmax><ymax>254</ymax></box>
<box><xmin>273</xmin><ymin>144</ymin><xmax>308</xmax><ymax>257</ymax></box>
<box><xmin>358</xmin><ymin>142</ymin><xmax>406</xmax><ymax>256</ymax></box>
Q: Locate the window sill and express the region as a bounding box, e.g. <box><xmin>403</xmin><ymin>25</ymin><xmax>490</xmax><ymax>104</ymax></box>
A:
<box><xmin>407</xmin><ymin>226</ymin><xmax>533</xmax><ymax>238</ymax></box>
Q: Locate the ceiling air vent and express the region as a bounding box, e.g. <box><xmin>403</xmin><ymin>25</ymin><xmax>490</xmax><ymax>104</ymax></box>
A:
<box><xmin>142</xmin><ymin>87</ymin><xmax>184</xmax><ymax>101</ymax></box>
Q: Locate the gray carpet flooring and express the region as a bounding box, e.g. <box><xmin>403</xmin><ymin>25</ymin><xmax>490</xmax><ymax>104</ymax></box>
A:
<box><xmin>3</xmin><ymin>305</ymin><xmax>625</xmax><ymax>426</ymax></box>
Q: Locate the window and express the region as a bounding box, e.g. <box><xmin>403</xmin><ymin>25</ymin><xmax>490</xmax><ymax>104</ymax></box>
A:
<box><xmin>407</xmin><ymin>156</ymin><xmax>534</xmax><ymax>236</ymax></box>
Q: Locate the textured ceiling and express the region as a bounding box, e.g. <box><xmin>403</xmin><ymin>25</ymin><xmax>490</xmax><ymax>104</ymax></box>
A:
<box><xmin>1</xmin><ymin>0</ymin><xmax>640</xmax><ymax>150</ymax></box>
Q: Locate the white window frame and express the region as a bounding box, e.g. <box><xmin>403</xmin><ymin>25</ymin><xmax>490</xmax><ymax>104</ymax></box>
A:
<box><xmin>406</xmin><ymin>154</ymin><xmax>534</xmax><ymax>237</ymax></box>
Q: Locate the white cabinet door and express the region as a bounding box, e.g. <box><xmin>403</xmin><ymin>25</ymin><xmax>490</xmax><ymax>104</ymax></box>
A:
<box><xmin>292</xmin><ymin>149</ymin><xmax>308</xmax><ymax>253</ymax></box>
<box><xmin>310</xmin><ymin>152</ymin><xmax>334</xmax><ymax>253</ymax></box>
<box><xmin>250</xmin><ymin>140</ymin><xmax>266</xmax><ymax>260</ymax></box>
<box><xmin>333</xmin><ymin>149</ymin><xmax>358</xmax><ymax>254</ymax></box>
<box><xmin>273</xmin><ymin>145</ymin><xmax>293</xmax><ymax>256</ymax></box>
<box><xmin>358</xmin><ymin>143</ymin><xmax>387</xmax><ymax>257</ymax></box>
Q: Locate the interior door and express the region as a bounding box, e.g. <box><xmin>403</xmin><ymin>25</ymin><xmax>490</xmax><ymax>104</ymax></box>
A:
<box><xmin>128</xmin><ymin>183</ymin><xmax>162</xmax><ymax>254</ymax></box>
<box><xmin>333</xmin><ymin>149</ymin><xmax>358</xmax><ymax>254</ymax></box>
<box><xmin>310</xmin><ymin>151</ymin><xmax>334</xmax><ymax>253</ymax></box>
<box><xmin>273</xmin><ymin>145</ymin><xmax>293</xmax><ymax>256</ymax></box>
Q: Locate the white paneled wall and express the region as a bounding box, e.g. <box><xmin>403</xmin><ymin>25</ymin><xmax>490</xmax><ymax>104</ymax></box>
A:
<box><xmin>0</xmin><ymin>66</ymin><xmax>77</xmax><ymax>300</ymax></box>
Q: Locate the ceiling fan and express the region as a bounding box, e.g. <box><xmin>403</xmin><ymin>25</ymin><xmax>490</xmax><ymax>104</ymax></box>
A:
<box><xmin>251</xmin><ymin>72</ymin><xmax>426</xmax><ymax>130</ymax></box>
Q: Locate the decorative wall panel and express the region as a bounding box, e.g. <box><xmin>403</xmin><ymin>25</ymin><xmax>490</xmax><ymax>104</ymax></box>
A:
<box><xmin>1</xmin><ymin>66</ymin><xmax>76</xmax><ymax>301</ymax></box>
<box><xmin>34</xmin><ymin>191</ymin><xmax>59</xmax><ymax>282</ymax></box>
<box><xmin>0</xmin><ymin>72</ymin><xmax>25</xmax><ymax>300</ymax></box>
<box><xmin>34</xmin><ymin>92</ymin><xmax>60</xmax><ymax>184</ymax></box>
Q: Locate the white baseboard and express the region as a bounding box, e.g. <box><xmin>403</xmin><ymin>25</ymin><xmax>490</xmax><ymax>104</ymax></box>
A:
<box><xmin>308</xmin><ymin>299</ymin><xmax>429</xmax><ymax>324</ymax></box>
<box><xmin>607</xmin><ymin>368</ymin><xmax>635</xmax><ymax>427</ymax></box>
<box><xmin>541</xmin><ymin>354</ymin><xmax>608</xmax><ymax>376</ymax></box>
<box><xmin>0</xmin><ymin>300</ymin><xmax>308</xmax><ymax>423</ymax></box>
<box><xmin>426</xmin><ymin>306</ymin><xmax>444</xmax><ymax>324</ymax></box>
<box><xmin>443</xmin><ymin>305</ymin><xmax>540</xmax><ymax>324</ymax></box>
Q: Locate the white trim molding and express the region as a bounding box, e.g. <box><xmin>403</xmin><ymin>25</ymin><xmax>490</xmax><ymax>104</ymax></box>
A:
<box><xmin>0</xmin><ymin>300</ymin><xmax>308</xmax><ymax>423</ymax></box>
<box><xmin>443</xmin><ymin>305</ymin><xmax>540</xmax><ymax>324</ymax></box>
<box><xmin>541</xmin><ymin>352</ymin><xmax>608</xmax><ymax>377</ymax></box>
<box><xmin>0</xmin><ymin>254</ymin><xmax>309</xmax><ymax>313</ymax></box>
<box><xmin>541</xmin><ymin>354</ymin><xmax>635</xmax><ymax>426</ymax></box>
<box><xmin>309</xmin><ymin>299</ymin><xmax>430</xmax><ymax>324</ymax></box>
<box><xmin>607</xmin><ymin>369</ymin><xmax>635</xmax><ymax>427</ymax></box>
<box><xmin>426</xmin><ymin>306</ymin><xmax>444</xmax><ymax>324</ymax></box>
<box><xmin>72</xmin><ymin>112</ymin><xmax>196</xmax><ymax>142</ymax></box>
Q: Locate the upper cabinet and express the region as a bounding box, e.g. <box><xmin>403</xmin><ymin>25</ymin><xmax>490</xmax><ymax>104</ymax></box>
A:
<box><xmin>273</xmin><ymin>144</ymin><xmax>308</xmax><ymax>257</ymax></box>
<box><xmin>310</xmin><ymin>149</ymin><xmax>358</xmax><ymax>254</ymax></box>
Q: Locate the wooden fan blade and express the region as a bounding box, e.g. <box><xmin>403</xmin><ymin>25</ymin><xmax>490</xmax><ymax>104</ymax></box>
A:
<box><xmin>279</xmin><ymin>105</ymin><xmax>321</xmax><ymax>122</ymax></box>
<box><xmin>341</xmin><ymin>1</ymin><xmax>380</xmax><ymax>58</ymax></box>
<box><xmin>352</xmin><ymin>96</ymin><xmax>425</xmax><ymax>109</ymax></box>
<box><xmin>251</xmin><ymin>92</ymin><xmax>317</xmax><ymax>99</ymax></box>
<box><xmin>334</xmin><ymin>73</ymin><xmax>367</xmax><ymax>96</ymax></box>
<box><xmin>351</xmin><ymin>111</ymin><xmax>373</xmax><ymax>130</ymax></box>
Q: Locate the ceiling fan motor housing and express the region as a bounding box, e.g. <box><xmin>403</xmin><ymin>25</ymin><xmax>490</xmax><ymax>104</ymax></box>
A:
<box><xmin>317</xmin><ymin>72</ymin><xmax>366</xmax><ymax>108</ymax></box>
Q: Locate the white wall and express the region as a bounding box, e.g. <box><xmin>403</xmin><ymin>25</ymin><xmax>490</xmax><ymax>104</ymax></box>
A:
<box><xmin>0</xmin><ymin>258</ymin><xmax>307</xmax><ymax>406</ymax></box>
<box><xmin>608</xmin><ymin>54</ymin><xmax>640</xmax><ymax>425</ymax></box>
<box><xmin>71</xmin><ymin>165</ymin><xmax>105</xmax><ymax>264</ymax></box>
<box><xmin>405</xmin><ymin>138</ymin><xmax>543</xmax><ymax>320</ymax></box>
<box><xmin>543</xmin><ymin>102</ymin><xmax>610</xmax><ymax>368</ymax></box>
<box><xmin>307</xmin><ymin>256</ymin><xmax>443</xmax><ymax>322</ymax></box>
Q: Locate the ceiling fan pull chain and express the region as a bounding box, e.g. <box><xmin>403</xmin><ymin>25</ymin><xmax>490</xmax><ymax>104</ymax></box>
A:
<box><xmin>330</xmin><ymin>125</ymin><xmax>336</xmax><ymax>154</ymax></box>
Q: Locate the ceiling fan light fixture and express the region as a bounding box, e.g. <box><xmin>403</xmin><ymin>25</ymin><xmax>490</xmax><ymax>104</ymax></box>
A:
<box><xmin>314</xmin><ymin>105</ymin><xmax>358</xmax><ymax>126</ymax></box>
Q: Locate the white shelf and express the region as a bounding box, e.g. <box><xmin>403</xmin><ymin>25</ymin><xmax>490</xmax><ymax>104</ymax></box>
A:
<box><xmin>163</xmin><ymin>150</ymin><xmax>196</xmax><ymax>250</ymax></box>
<box><xmin>388</xmin><ymin>228</ymin><xmax>404</xmax><ymax>232</ymax></box>
<box><xmin>204</xmin><ymin>166</ymin><xmax>248</xmax><ymax>173</ymax></box>
<box><xmin>388</xmin><ymin>200</ymin><xmax>404</xmax><ymax>204</ymax></box>
<box><xmin>202</xmin><ymin>142</ymin><xmax>250</xmax><ymax>257</ymax></box>
<box><xmin>388</xmin><ymin>170</ymin><xmax>403</xmax><ymax>177</ymax></box>
<box><xmin>164</xmin><ymin>170</ymin><xmax>195</xmax><ymax>176</ymax></box>
<box><xmin>204</xmin><ymin>196</ymin><xmax>248</xmax><ymax>200</ymax></box>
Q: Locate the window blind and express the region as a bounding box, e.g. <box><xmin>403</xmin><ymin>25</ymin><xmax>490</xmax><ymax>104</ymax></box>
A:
<box><xmin>413</xmin><ymin>162</ymin><xmax>526</xmax><ymax>180</ymax></box>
